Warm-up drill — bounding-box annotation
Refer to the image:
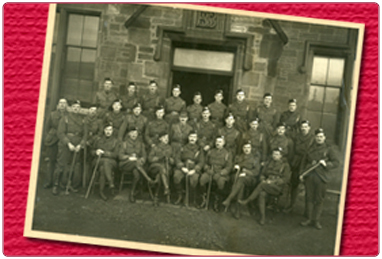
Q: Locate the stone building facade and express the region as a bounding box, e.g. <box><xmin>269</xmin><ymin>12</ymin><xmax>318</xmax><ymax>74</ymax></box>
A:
<box><xmin>47</xmin><ymin>4</ymin><xmax>359</xmax><ymax>151</ymax></box>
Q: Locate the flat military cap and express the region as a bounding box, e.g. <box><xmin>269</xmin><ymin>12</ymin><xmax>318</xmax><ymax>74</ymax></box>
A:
<box><xmin>315</xmin><ymin>128</ymin><xmax>325</xmax><ymax>135</ymax></box>
<box><xmin>250</xmin><ymin>117</ymin><xmax>260</xmax><ymax>123</ymax></box>
<box><xmin>263</xmin><ymin>93</ymin><xmax>272</xmax><ymax>98</ymax></box>
<box><xmin>173</xmin><ymin>84</ymin><xmax>181</xmax><ymax>90</ymax></box>
<box><xmin>188</xmin><ymin>130</ymin><xmax>197</xmax><ymax>136</ymax></box>
<box><xmin>71</xmin><ymin>100</ymin><xmax>81</xmax><ymax>106</ymax></box>
<box><xmin>236</xmin><ymin>89</ymin><xmax>245</xmax><ymax>94</ymax></box>
<box><xmin>132</xmin><ymin>103</ymin><xmax>142</xmax><ymax>110</ymax></box>
<box><xmin>288</xmin><ymin>98</ymin><xmax>297</xmax><ymax>104</ymax></box>
<box><xmin>180</xmin><ymin>111</ymin><xmax>188</xmax><ymax>118</ymax></box>
<box><xmin>149</xmin><ymin>80</ymin><xmax>158</xmax><ymax>85</ymax></box>
<box><xmin>216</xmin><ymin>135</ymin><xmax>225</xmax><ymax>141</ymax></box>
<box><xmin>128</xmin><ymin>126</ymin><xmax>138</xmax><ymax>132</ymax></box>
<box><xmin>225</xmin><ymin>113</ymin><xmax>234</xmax><ymax>119</ymax></box>
<box><xmin>128</xmin><ymin>82</ymin><xmax>136</xmax><ymax>86</ymax></box>
<box><xmin>158</xmin><ymin>131</ymin><xmax>168</xmax><ymax>139</ymax></box>
<box><xmin>193</xmin><ymin>91</ymin><xmax>202</xmax><ymax>97</ymax></box>
<box><xmin>300</xmin><ymin>120</ymin><xmax>310</xmax><ymax>126</ymax></box>
<box><xmin>202</xmin><ymin>107</ymin><xmax>210</xmax><ymax>113</ymax></box>
<box><xmin>273</xmin><ymin>147</ymin><xmax>283</xmax><ymax>153</ymax></box>
<box><xmin>155</xmin><ymin>105</ymin><xmax>165</xmax><ymax>112</ymax></box>
<box><xmin>103</xmin><ymin>122</ymin><xmax>113</xmax><ymax>129</ymax></box>
<box><xmin>276</xmin><ymin>122</ymin><xmax>286</xmax><ymax>128</ymax></box>
<box><xmin>243</xmin><ymin>140</ymin><xmax>252</xmax><ymax>146</ymax></box>
<box><xmin>215</xmin><ymin>90</ymin><xmax>223</xmax><ymax>95</ymax></box>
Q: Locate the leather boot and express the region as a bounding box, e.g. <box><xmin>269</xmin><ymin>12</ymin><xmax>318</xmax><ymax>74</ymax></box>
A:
<box><xmin>99</xmin><ymin>175</ymin><xmax>108</xmax><ymax>201</ymax></box>
<box><xmin>314</xmin><ymin>202</ymin><xmax>324</xmax><ymax>230</ymax></box>
<box><xmin>258</xmin><ymin>193</ymin><xmax>266</xmax><ymax>225</ymax></box>
<box><xmin>129</xmin><ymin>179</ymin><xmax>138</xmax><ymax>203</ymax></box>
<box><xmin>213</xmin><ymin>194</ymin><xmax>221</xmax><ymax>212</ymax></box>
<box><xmin>174</xmin><ymin>183</ymin><xmax>183</xmax><ymax>205</ymax></box>
<box><xmin>301</xmin><ymin>202</ymin><xmax>314</xmax><ymax>227</ymax></box>
<box><xmin>52</xmin><ymin>168</ymin><xmax>61</xmax><ymax>195</ymax></box>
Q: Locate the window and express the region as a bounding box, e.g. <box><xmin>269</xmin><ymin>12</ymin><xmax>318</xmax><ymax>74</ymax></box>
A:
<box><xmin>61</xmin><ymin>13</ymin><xmax>99</xmax><ymax>103</ymax></box>
<box><xmin>307</xmin><ymin>56</ymin><xmax>345</xmax><ymax>144</ymax></box>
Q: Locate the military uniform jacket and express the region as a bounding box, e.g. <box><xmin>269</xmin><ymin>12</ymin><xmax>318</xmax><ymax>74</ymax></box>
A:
<box><xmin>280</xmin><ymin>110</ymin><xmax>301</xmax><ymax>129</ymax></box>
<box><xmin>170</xmin><ymin>122</ymin><xmax>193</xmax><ymax>146</ymax></box>
<box><xmin>291</xmin><ymin>132</ymin><xmax>315</xmax><ymax>170</ymax></box>
<box><xmin>234</xmin><ymin>152</ymin><xmax>260</xmax><ymax>178</ymax></box>
<box><xmin>119</xmin><ymin>138</ymin><xmax>147</xmax><ymax>167</ymax></box>
<box><xmin>92</xmin><ymin>135</ymin><xmax>119</xmax><ymax>162</ymax></box>
<box><xmin>145</xmin><ymin>119</ymin><xmax>169</xmax><ymax>146</ymax></box>
<box><xmin>269</xmin><ymin>134</ymin><xmax>294</xmax><ymax>162</ymax></box>
<box><xmin>228</xmin><ymin>100</ymin><xmax>251</xmax><ymax>121</ymax></box>
<box><xmin>85</xmin><ymin>115</ymin><xmax>103</xmax><ymax>147</ymax></box>
<box><xmin>164</xmin><ymin>96</ymin><xmax>186</xmax><ymax>115</ymax></box>
<box><xmin>44</xmin><ymin>110</ymin><xmax>67</xmax><ymax>146</ymax></box>
<box><xmin>218</xmin><ymin>126</ymin><xmax>241</xmax><ymax>154</ymax></box>
<box><xmin>196</xmin><ymin>120</ymin><xmax>216</xmax><ymax>149</ymax></box>
<box><xmin>118</xmin><ymin>114</ymin><xmax>148</xmax><ymax>141</ymax></box>
<box><xmin>205</xmin><ymin>147</ymin><xmax>232</xmax><ymax>175</ymax></box>
<box><xmin>95</xmin><ymin>90</ymin><xmax>119</xmax><ymax>109</ymax></box>
<box><xmin>176</xmin><ymin>143</ymin><xmax>204</xmax><ymax>172</ymax></box>
<box><xmin>121</xmin><ymin>94</ymin><xmax>139</xmax><ymax>113</ymax></box>
<box><xmin>148</xmin><ymin>142</ymin><xmax>173</xmax><ymax>165</ymax></box>
<box><xmin>104</xmin><ymin>111</ymin><xmax>125</xmax><ymax>141</ymax></box>
<box><xmin>304</xmin><ymin>142</ymin><xmax>339</xmax><ymax>183</ymax></box>
<box><xmin>141</xmin><ymin>93</ymin><xmax>163</xmax><ymax>112</ymax></box>
<box><xmin>254</xmin><ymin>105</ymin><xmax>279</xmax><ymax>133</ymax></box>
<box><xmin>262</xmin><ymin>159</ymin><xmax>291</xmax><ymax>186</ymax></box>
<box><xmin>57</xmin><ymin>113</ymin><xmax>87</xmax><ymax>146</ymax></box>
<box><xmin>243</xmin><ymin>128</ymin><xmax>267</xmax><ymax>161</ymax></box>
<box><xmin>187</xmin><ymin>103</ymin><xmax>203</xmax><ymax>123</ymax></box>
<box><xmin>208</xmin><ymin>101</ymin><xmax>227</xmax><ymax>125</ymax></box>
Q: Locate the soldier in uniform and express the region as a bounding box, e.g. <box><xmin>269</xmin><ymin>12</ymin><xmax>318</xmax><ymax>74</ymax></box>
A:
<box><xmin>208</xmin><ymin>90</ymin><xmax>227</xmax><ymax>129</ymax></box>
<box><xmin>227</xmin><ymin>89</ymin><xmax>251</xmax><ymax>134</ymax></box>
<box><xmin>195</xmin><ymin>107</ymin><xmax>216</xmax><ymax>153</ymax></box>
<box><xmin>118</xmin><ymin>103</ymin><xmax>147</xmax><ymax>142</ymax></box>
<box><xmin>141</xmin><ymin>80</ymin><xmax>163</xmax><ymax>122</ymax></box>
<box><xmin>268</xmin><ymin>122</ymin><xmax>294</xmax><ymax>163</ymax></box>
<box><xmin>243</xmin><ymin>118</ymin><xmax>267</xmax><ymax>164</ymax></box>
<box><xmin>43</xmin><ymin>98</ymin><xmax>68</xmax><ymax>189</ymax></box>
<box><xmin>218</xmin><ymin>113</ymin><xmax>241</xmax><ymax>158</ymax></box>
<box><xmin>95</xmin><ymin>78</ymin><xmax>119</xmax><ymax>118</ymax></box>
<box><xmin>300</xmin><ymin>128</ymin><xmax>339</xmax><ymax>230</ymax></box>
<box><xmin>187</xmin><ymin>92</ymin><xmax>203</xmax><ymax>130</ymax></box>
<box><xmin>147</xmin><ymin>132</ymin><xmax>174</xmax><ymax>205</ymax></box>
<box><xmin>199</xmin><ymin>136</ymin><xmax>232</xmax><ymax>211</ymax></box>
<box><xmin>164</xmin><ymin>84</ymin><xmax>186</xmax><ymax>126</ymax></box>
<box><xmin>279</xmin><ymin>99</ymin><xmax>301</xmax><ymax>139</ymax></box>
<box><xmin>173</xmin><ymin>131</ymin><xmax>204</xmax><ymax>206</ymax></box>
<box><xmin>52</xmin><ymin>100</ymin><xmax>87</xmax><ymax>195</ymax></box>
<box><xmin>121</xmin><ymin>82</ymin><xmax>139</xmax><ymax>114</ymax></box>
<box><xmin>222</xmin><ymin>141</ymin><xmax>261</xmax><ymax>219</ymax></box>
<box><xmin>119</xmin><ymin>127</ymin><xmax>154</xmax><ymax>203</ymax></box>
<box><xmin>239</xmin><ymin>147</ymin><xmax>291</xmax><ymax>225</ymax></box>
<box><xmin>145</xmin><ymin>106</ymin><xmax>169</xmax><ymax>150</ymax></box>
<box><xmin>253</xmin><ymin>93</ymin><xmax>279</xmax><ymax>139</ymax></box>
<box><xmin>284</xmin><ymin>120</ymin><xmax>314</xmax><ymax>213</ymax></box>
<box><xmin>170</xmin><ymin>111</ymin><xmax>193</xmax><ymax>155</ymax></box>
<box><xmin>104</xmin><ymin>99</ymin><xmax>125</xmax><ymax>141</ymax></box>
<box><xmin>92</xmin><ymin>122</ymin><xmax>119</xmax><ymax>201</ymax></box>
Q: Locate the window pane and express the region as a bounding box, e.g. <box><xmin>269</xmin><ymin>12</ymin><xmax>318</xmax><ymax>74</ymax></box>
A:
<box><xmin>327</xmin><ymin>58</ymin><xmax>345</xmax><ymax>86</ymax></box>
<box><xmin>79</xmin><ymin>49</ymin><xmax>96</xmax><ymax>80</ymax></box>
<box><xmin>82</xmin><ymin>16</ymin><xmax>99</xmax><ymax>48</ymax></box>
<box><xmin>311</xmin><ymin>57</ymin><xmax>328</xmax><ymax>85</ymax></box>
<box><xmin>53</xmin><ymin>12</ymin><xmax>60</xmax><ymax>44</ymax></box>
<box><xmin>322</xmin><ymin>113</ymin><xmax>338</xmax><ymax>145</ymax></box>
<box><xmin>323</xmin><ymin>87</ymin><xmax>340</xmax><ymax>113</ymax></box>
<box><xmin>62</xmin><ymin>78</ymin><xmax>79</xmax><ymax>100</ymax></box>
<box><xmin>67</xmin><ymin>14</ymin><xmax>84</xmax><ymax>46</ymax></box>
<box><xmin>305</xmin><ymin>110</ymin><xmax>322</xmax><ymax>131</ymax></box>
<box><xmin>78</xmin><ymin>80</ymin><xmax>94</xmax><ymax>103</ymax></box>
<box><xmin>307</xmin><ymin>85</ymin><xmax>324</xmax><ymax>111</ymax></box>
<box><xmin>65</xmin><ymin>47</ymin><xmax>81</xmax><ymax>78</ymax></box>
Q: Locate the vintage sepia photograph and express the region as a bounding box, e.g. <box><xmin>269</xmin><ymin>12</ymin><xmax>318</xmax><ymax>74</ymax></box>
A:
<box><xmin>24</xmin><ymin>3</ymin><xmax>364</xmax><ymax>255</ymax></box>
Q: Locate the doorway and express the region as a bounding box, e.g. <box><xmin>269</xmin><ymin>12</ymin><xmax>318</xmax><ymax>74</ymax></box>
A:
<box><xmin>172</xmin><ymin>71</ymin><xmax>232</xmax><ymax>106</ymax></box>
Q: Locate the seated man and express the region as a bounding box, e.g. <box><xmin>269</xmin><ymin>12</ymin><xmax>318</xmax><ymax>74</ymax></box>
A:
<box><xmin>119</xmin><ymin>127</ymin><xmax>154</xmax><ymax>203</ymax></box>
<box><xmin>222</xmin><ymin>141</ymin><xmax>261</xmax><ymax>218</ymax></box>
<box><xmin>239</xmin><ymin>147</ymin><xmax>291</xmax><ymax>226</ymax></box>
<box><xmin>148</xmin><ymin>132</ymin><xmax>174</xmax><ymax>206</ymax></box>
<box><xmin>92</xmin><ymin>122</ymin><xmax>119</xmax><ymax>201</ymax></box>
<box><xmin>173</xmin><ymin>131</ymin><xmax>204</xmax><ymax>207</ymax></box>
<box><xmin>199</xmin><ymin>136</ymin><xmax>232</xmax><ymax>211</ymax></box>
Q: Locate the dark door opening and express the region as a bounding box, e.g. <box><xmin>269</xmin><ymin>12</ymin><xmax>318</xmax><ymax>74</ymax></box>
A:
<box><xmin>172</xmin><ymin>71</ymin><xmax>232</xmax><ymax>106</ymax></box>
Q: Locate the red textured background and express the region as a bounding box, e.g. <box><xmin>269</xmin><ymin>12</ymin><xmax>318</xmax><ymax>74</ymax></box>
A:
<box><xmin>3</xmin><ymin>3</ymin><xmax>378</xmax><ymax>256</ymax></box>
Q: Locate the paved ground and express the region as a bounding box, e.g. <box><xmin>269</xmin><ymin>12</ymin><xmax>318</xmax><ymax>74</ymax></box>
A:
<box><xmin>32</xmin><ymin>177</ymin><xmax>341</xmax><ymax>255</ymax></box>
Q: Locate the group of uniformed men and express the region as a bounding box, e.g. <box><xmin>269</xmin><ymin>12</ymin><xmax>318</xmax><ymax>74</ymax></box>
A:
<box><xmin>42</xmin><ymin>77</ymin><xmax>339</xmax><ymax>229</ymax></box>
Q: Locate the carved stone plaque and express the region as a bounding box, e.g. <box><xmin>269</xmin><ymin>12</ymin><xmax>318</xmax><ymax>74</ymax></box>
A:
<box><xmin>195</xmin><ymin>12</ymin><xmax>217</xmax><ymax>29</ymax></box>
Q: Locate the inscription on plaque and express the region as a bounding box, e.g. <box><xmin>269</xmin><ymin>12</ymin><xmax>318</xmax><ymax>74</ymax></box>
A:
<box><xmin>196</xmin><ymin>12</ymin><xmax>217</xmax><ymax>29</ymax></box>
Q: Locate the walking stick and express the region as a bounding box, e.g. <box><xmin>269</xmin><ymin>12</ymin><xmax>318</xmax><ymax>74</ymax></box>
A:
<box><xmin>85</xmin><ymin>154</ymin><xmax>101</xmax><ymax>199</ymax></box>
<box><xmin>205</xmin><ymin>166</ymin><xmax>213</xmax><ymax>211</ymax></box>
<box><xmin>65</xmin><ymin>150</ymin><xmax>78</xmax><ymax>195</ymax></box>
<box><xmin>83</xmin><ymin>144</ymin><xmax>88</xmax><ymax>188</ymax></box>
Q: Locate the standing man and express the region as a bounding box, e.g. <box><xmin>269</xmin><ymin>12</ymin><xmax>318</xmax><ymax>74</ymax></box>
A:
<box><xmin>121</xmin><ymin>82</ymin><xmax>139</xmax><ymax>114</ymax></box>
<box><xmin>118</xmin><ymin>103</ymin><xmax>147</xmax><ymax>142</ymax></box>
<box><xmin>95</xmin><ymin>78</ymin><xmax>119</xmax><ymax>118</ymax></box>
<box><xmin>284</xmin><ymin>120</ymin><xmax>315</xmax><ymax>213</ymax></box>
<box><xmin>187</xmin><ymin>92</ymin><xmax>203</xmax><ymax>130</ymax></box>
<box><xmin>104</xmin><ymin>99</ymin><xmax>125</xmax><ymax>141</ymax></box>
<box><xmin>43</xmin><ymin>98</ymin><xmax>68</xmax><ymax>189</ymax></box>
<box><xmin>208</xmin><ymin>90</ymin><xmax>227</xmax><ymax>129</ymax></box>
<box><xmin>170</xmin><ymin>111</ymin><xmax>193</xmax><ymax>155</ymax></box>
<box><xmin>227</xmin><ymin>89</ymin><xmax>251</xmax><ymax>134</ymax></box>
<box><xmin>280</xmin><ymin>99</ymin><xmax>301</xmax><ymax>139</ymax></box>
<box><xmin>52</xmin><ymin>100</ymin><xmax>87</xmax><ymax>195</ymax></box>
<box><xmin>243</xmin><ymin>118</ymin><xmax>267</xmax><ymax>164</ymax></box>
<box><xmin>199</xmin><ymin>136</ymin><xmax>232</xmax><ymax>211</ymax></box>
<box><xmin>218</xmin><ymin>113</ymin><xmax>241</xmax><ymax>158</ymax></box>
<box><xmin>253</xmin><ymin>93</ymin><xmax>279</xmax><ymax>139</ymax></box>
<box><xmin>173</xmin><ymin>131</ymin><xmax>204</xmax><ymax>206</ymax></box>
<box><xmin>164</xmin><ymin>84</ymin><xmax>186</xmax><ymax>126</ymax></box>
<box><xmin>141</xmin><ymin>80</ymin><xmax>163</xmax><ymax>122</ymax></box>
<box><xmin>195</xmin><ymin>107</ymin><xmax>216</xmax><ymax>153</ymax></box>
<box><xmin>92</xmin><ymin>122</ymin><xmax>119</xmax><ymax>201</ymax></box>
<box><xmin>119</xmin><ymin>127</ymin><xmax>153</xmax><ymax>203</ymax></box>
<box><xmin>300</xmin><ymin>128</ymin><xmax>339</xmax><ymax>230</ymax></box>
<box><xmin>145</xmin><ymin>106</ymin><xmax>169</xmax><ymax>150</ymax></box>
<box><xmin>148</xmin><ymin>132</ymin><xmax>174</xmax><ymax>205</ymax></box>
